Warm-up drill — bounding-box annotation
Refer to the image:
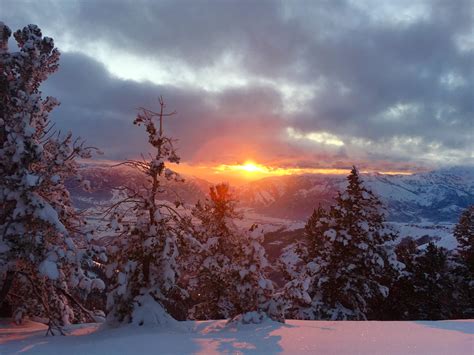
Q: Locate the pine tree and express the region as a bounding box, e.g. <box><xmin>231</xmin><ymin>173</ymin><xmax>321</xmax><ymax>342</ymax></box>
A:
<box><xmin>189</xmin><ymin>183</ymin><xmax>282</xmax><ymax>323</ymax></box>
<box><xmin>377</xmin><ymin>238</ymin><xmax>420</xmax><ymax>320</ymax></box>
<box><xmin>454</xmin><ymin>206</ymin><xmax>474</xmax><ymax>277</ymax></box>
<box><xmin>383</xmin><ymin>240</ymin><xmax>460</xmax><ymax>320</ymax></box>
<box><xmin>411</xmin><ymin>243</ymin><xmax>456</xmax><ymax>319</ymax></box>
<box><xmin>278</xmin><ymin>206</ymin><xmax>330</xmax><ymax>319</ymax></box>
<box><xmin>453</xmin><ymin>205</ymin><xmax>474</xmax><ymax>317</ymax></box>
<box><xmin>0</xmin><ymin>23</ymin><xmax>105</xmax><ymax>334</ymax></box>
<box><xmin>105</xmin><ymin>98</ymin><xmax>195</xmax><ymax>326</ymax></box>
<box><xmin>286</xmin><ymin>167</ymin><xmax>401</xmax><ymax>320</ymax></box>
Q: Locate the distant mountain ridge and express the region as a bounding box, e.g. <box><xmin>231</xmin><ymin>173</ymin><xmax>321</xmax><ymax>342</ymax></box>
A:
<box><xmin>239</xmin><ymin>167</ymin><xmax>474</xmax><ymax>222</ymax></box>
<box><xmin>70</xmin><ymin>165</ymin><xmax>474</xmax><ymax>223</ymax></box>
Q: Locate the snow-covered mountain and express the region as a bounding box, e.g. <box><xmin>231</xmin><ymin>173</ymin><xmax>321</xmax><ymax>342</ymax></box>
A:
<box><xmin>70</xmin><ymin>165</ymin><xmax>474</xmax><ymax>224</ymax></box>
<box><xmin>237</xmin><ymin>167</ymin><xmax>474</xmax><ymax>223</ymax></box>
<box><xmin>69</xmin><ymin>165</ymin><xmax>212</xmax><ymax>209</ymax></box>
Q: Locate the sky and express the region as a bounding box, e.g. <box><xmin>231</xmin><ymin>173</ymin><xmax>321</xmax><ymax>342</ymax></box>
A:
<box><xmin>1</xmin><ymin>0</ymin><xmax>473</xmax><ymax>181</ymax></box>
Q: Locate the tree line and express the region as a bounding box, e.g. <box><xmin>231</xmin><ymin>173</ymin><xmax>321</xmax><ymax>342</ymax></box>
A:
<box><xmin>1</xmin><ymin>24</ymin><xmax>472</xmax><ymax>334</ymax></box>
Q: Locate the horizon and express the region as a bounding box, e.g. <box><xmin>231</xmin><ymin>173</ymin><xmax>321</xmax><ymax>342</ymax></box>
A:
<box><xmin>79</xmin><ymin>158</ymin><xmax>474</xmax><ymax>186</ymax></box>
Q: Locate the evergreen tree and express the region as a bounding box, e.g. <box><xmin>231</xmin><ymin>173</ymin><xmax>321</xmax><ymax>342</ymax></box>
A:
<box><xmin>105</xmin><ymin>98</ymin><xmax>195</xmax><ymax>326</ymax></box>
<box><xmin>377</xmin><ymin>238</ymin><xmax>420</xmax><ymax>320</ymax></box>
<box><xmin>454</xmin><ymin>205</ymin><xmax>474</xmax><ymax>277</ymax></box>
<box><xmin>384</xmin><ymin>240</ymin><xmax>459</xmax><ymax>320</ymax></box>
<box><xmin>453</xmin><ymin>205</ymin><xmax>474</xmax><ymax>317</ymax></box>
<box><xmin>285</xmin><ymin>167</ymin><xmax>400</xmax><ymax>320</ymax></box>
<box><xmin>0</xmin><ymin>23</ymin><xmax>105</xmax><ymax>334</ymax></box>
<box><xmin>411</xmin><ymin>243</ymin><xmax>456</xmax><ymax>319</ymax></box>
<box><xmin>189</xmin><ymin>183</ymin><xmax>282</xmax><ymax>323</ymax></box>
<box><xmin>278</xmin><ymin>206</ymin><xmax>329</xmax><ymax>319</ymax></box>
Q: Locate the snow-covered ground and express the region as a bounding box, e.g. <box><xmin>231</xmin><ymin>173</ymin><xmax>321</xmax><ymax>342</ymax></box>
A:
<box><xmin>1</xmin><ymin>319</ymin><xmax>472</xmax><ymax>354</ymax></box>
<box><xmin>235</xmin><ymin>208</ymin><xmax>305</xmax><ymax>233</ymax></box>
<box><xmin>389</xmin><ymin>222</ymin><xmax>457</xmax><ymax>250</ymax></box>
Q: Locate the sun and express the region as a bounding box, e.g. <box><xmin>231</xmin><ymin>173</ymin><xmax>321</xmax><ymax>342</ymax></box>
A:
<box><xmin>239</xmin><ymin>161</ymin><xmax>267</xmax><ymax>173</ymax></box>
<box><xmin>213</xmin><ymin>160</ymin><xmax>272</xmax><ymax>180</ymax></box>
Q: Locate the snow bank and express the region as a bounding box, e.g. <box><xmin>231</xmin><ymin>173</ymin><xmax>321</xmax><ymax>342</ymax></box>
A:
<box><xmin>130</xmin><ymin>294</ymin><xmax>179</xmax><ymax>328</ymax></box>
<box><xmin>0</xmin><ymin>318</ymin><xmax>472</xmax><ymax>354</ymax></box>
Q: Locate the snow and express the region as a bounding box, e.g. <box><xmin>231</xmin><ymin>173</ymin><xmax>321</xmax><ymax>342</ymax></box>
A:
<box><xmin>32</xmin><ymin>199</ymin><xmax>67</xmax><ymax>234</ymax></box>
<box><xmin>233</xmin><ymin>209</ymin><xmax>305</xmax><ymax>234</ymax></box>
<box><xmin>38</xmin><ymin>260</ymin><xmax>59</xmax><ymax>280</ymax></box>
<box><xmin>323</xmin><ymin>229</ymin><xmax>337</xmax><ymax>241</ymax></box>
<box><xmin>25</xmin><ymin>174</ymin><xmax>40</xmax><ymax>187</ymax></box>
<box><xmin>0</xmin><ymin>318</ymin><xmax>472</xmax><ymax>354</ymax></box>
<box><xmin>390</xmin><ymin>222</ymin><xmax>457</xmax><ymax>250</ymax></box>
<box><xmin>130</xmin><ymin>294</ymin><xmax>179</xmax><ymax>327</ymax></box>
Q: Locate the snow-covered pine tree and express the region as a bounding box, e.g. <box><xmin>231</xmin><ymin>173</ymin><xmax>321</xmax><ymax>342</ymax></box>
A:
<box><xmin>105</xmin><ymin>97</ymin><xmax>195</xmax><ymax>326</ymax></box>
<box><xmin>189</xmin><ymin>183</ymin><xmax>282</xmax><ymax>323</ymax></box>
<box><xmin>0</xmin><ymin>23</ymin><xmax>105</xmax><ymax>334</ymax></box>
<box><xmin>278</xmin><ymin>206</ymin><xmax>329</xmax><ymax>319</ymax></box>
<box><xmin>285</xmin><ymin>166</ymin><xmax>401</xmax><ymax>320</ymax></box>
<box><xmin>453</xmin><ymin>205</ymin><xmax>474</xmax><ymax>317</ymax></box>
<box><xmin>188</xmin><ymin>184</ymin><xmax>239</xmax><ymax>320</ymax></box>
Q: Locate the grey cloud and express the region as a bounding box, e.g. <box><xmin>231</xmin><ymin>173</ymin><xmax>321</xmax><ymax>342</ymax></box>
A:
<box><xmin>43</xmin><ymin>52</ymin><xmax>291</xmax><ymax>162</ymax></box>
<box><xmin>1</xmin><ymin>0</ymin><xmax>473</xmax><ymax>167</ymax></box>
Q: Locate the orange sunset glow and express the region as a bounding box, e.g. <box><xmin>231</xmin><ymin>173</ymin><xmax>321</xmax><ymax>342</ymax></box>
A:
<box><xmin>166</xmin><ymin>160</ymin><xmax>414</xmax><ymax>184</ymax></box>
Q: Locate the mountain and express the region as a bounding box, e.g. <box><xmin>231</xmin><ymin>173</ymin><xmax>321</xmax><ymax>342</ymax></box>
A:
<box><xmin>68</xmin><ymin>165</ymin><xmax>212</xmax><ymax>210</ymax></box>
<box><xmin>70</xmin><ymin>165</ymin><xmax>474</xmax><ymax>224</ymax></box>
<box><xmin>236</xmin><ymin>167</ymin><xmax>474</xmax><ymax>223</ymax></box>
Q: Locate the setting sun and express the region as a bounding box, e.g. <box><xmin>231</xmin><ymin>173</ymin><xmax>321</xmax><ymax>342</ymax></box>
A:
<box><xmin>213</xmin><ymin>160</ymin><xmax>354</xmax><ymax>181</ymax></box>
<box><xmin>240</xmin><ymin>162</ymin><xmax>266</xmax><ymax>173</ymax></box>
<box><xmin>216</xmin><ymin>161</ymin><xmax>269</xmax><ymax>175</ymax></box>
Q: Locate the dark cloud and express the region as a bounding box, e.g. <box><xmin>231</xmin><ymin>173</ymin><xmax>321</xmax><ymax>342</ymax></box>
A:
<box><xmin>43</xmin><ymin>52</ymin><xmax>291</xmax><ymax>162</ymax></box>
<box><xmin>1</xmin><ymin>0</ymin><xmax>473</xmax><ymax>168</ymax></box>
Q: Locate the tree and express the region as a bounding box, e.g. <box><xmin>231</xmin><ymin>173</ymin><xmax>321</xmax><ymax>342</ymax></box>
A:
<box><xmin>411</xmin><ymin>243</ymin><xmax>456</xmax><ymax>319</ymax></box>
<box><xmin>285</xmin><ymin>167</ymin><xmax>401</xmax><ymax>320</ymax></box>
<box><xmin>189</xmin><ymin>183</ymin><xmax>282</xmax><ymax>323</ymax></box>
<box><xmin>278</xmin><ymin>206</ymin><xmax>329</xmax><ymax>319</ymax></box>
<box><xmin>0</xmin><ymin>23</ymin><xmax>105</xmax><ymax>334</ymax></box>
<box><xmin>453</xmin><ymin>205</ymin><xmax>474</xmax><ymax>317</ymax></box>
<box><xmin>376</xmin><ymin>238</ymin><xmax>420</xmax><ymax>320</ymax></box>
<box><xmin>105</xmin><ymin>98</ymin><xmax>195</xmax><ymax>326</ymax></box>
<box><xmin>454</xmin><ymin>206</ymin><xmax>474</xmax><ymax>277</ymax></box>
<box><xmin>380</xmin><ymin>239</ymin><xmax>461</xmax><ymax>320</ymax></box>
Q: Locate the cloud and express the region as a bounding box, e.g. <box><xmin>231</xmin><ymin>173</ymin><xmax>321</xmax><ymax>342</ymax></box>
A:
<box><xmin>42</xmin><ymin>52</ymin><xmax>291</xmax><ymax>163</ymax></box>
<box><xmin>1</xmin><ymin>0</ymin><xmax>473</xmax><ymax>169</ymax></box>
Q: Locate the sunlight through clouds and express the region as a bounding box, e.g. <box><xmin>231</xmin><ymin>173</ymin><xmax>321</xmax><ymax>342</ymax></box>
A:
<box><xmin>286</xmin><ymin>127</ymin><xmax>345</xmax><ymax>146</ymax></box>
<box><xmin>2</xmin><ymin>0</ymin><xmax>471</xmax><ymax>169</ymax></box>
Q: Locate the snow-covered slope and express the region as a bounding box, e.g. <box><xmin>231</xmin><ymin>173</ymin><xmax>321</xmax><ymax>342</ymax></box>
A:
<box><xmin>1</xmin><ymin>319</ymin><xmax>472</xmax><ymax>354</ymax></box>
<box><xmin>364</xmin><ymin>167</ymin><xmax>474</xmax><ymax>223</ymax></box>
